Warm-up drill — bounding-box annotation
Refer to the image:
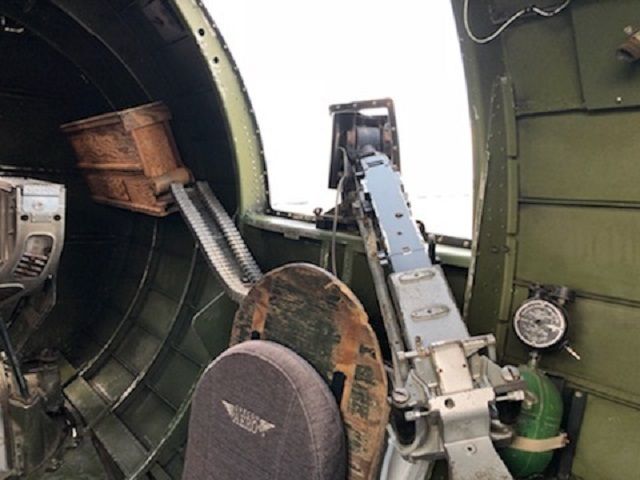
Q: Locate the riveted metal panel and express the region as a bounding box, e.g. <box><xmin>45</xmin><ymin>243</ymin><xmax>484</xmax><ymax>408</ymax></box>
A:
<box><xmin>137</xmin><ymin>290</ymin><xmax>179</xmax><ymax>339</ymax></box>
<box><xmin>465</xmin><ymin>78</ymin><xmax>519</xmax><ymax>339</ymax></box>
<box><xmin>502</xmin><ymin>13</ymin><xmax>584</xmax><ymax>114</ymax></box>
<box><xmin>517</xmin><ymin>205</ymin><xmax>640</xmax><ymax>302</ymax></box>
<box><xmin>505</xmin><ymin>287</ymin><xmax>640</xmax><ymax>402</ymax></box>
<box><xmin>152</xmin><ymin>253</ymin><xmax>193</xmax><ymax>297</ymax></box>
<box><xmin>89</xmin><ymin>358</ymin><xmax>134</xmax><ymax>402</ymax></box>
<box><xmin>519</xmin><ymin>111</ymin><xmax>640</xmax><ymax>203</ymax></box>
<box><xmin>572</xmin><ymin>0</ymin><xmax>640</xmax><ymax>109</ymax></box>
<box><xmin>93</xmin><ymin>415</ymin><xmax>150</xmax><ymax>476</ymax></box>
<box><xmin>151</xmin><ymin>352</ymin><xmax>201</xmax><ymax>409</ymax></box>
<box><xmin>65</xmin><ymin>376</ymin><xmax>108</xmax><ymax>425</ymax></box>
<box><xmin>119</xmin><ymin>388</ymin><xmax>175</xmax><ymax>448</ymax></box>
<box><xmin>114</xmin><ymin>325</ymin><xmax>161</xmax><ymax>373</ymax></box>
<box><xmin>572</xmin><ymin>395</ymin><xmax>640</xmax><ymax>479</ymax></box>
<box><xmin>455</xmin><ymin>2</ymin><xmax>640</xmax><ymax>479</ymax></box>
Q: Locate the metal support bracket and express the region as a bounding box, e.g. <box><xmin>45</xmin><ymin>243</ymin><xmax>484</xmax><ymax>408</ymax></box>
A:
<box><xmin>439</xmin><ymin>393</ymin><xmax>512</xmax><ymax>480</ymax></box>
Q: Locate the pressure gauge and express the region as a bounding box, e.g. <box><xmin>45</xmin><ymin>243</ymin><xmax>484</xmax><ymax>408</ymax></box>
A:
<box><xmin>513</xmin><ymin>298</ymin><xmax>568</xmax><ymax>350</ymax></box>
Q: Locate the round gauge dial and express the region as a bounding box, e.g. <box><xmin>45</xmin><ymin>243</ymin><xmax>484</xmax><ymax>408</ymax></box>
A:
<box><xmin>513</xmin><ymin>299</ymin><xmax>567</xmax><ymax>349</ymax></box>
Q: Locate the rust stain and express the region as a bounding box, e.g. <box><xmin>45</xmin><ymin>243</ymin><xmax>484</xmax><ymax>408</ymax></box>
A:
<box><xmin>231</xmin><ymin>263</ymin><xmax>389</xmax><ymax>480</ymax></box>
<box><xmin>249</xmin><ymin>282</ymin><xmax>271</xmax><ymax>335</ymax></box>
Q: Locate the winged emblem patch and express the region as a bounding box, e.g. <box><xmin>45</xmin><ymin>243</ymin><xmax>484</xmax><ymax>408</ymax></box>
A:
<box><xmin>221</xmin><ymin>400</ymin><xmax>276</xmax><ymax>437</ymax></box>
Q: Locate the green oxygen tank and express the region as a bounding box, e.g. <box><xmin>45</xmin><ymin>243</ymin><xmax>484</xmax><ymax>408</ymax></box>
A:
<box><xmin>501</xmin><ymin>366</ymin><xmax>564</xmax><ymax>478</ymax></box>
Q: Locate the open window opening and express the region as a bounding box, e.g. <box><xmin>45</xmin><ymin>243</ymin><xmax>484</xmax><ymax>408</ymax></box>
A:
<box><xmin>210</xmin><ymin>0</ymin><xmax>473</xmax><ymax>239</ymax></box>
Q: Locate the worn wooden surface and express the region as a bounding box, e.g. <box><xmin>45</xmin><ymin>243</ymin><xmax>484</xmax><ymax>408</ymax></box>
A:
<box><xmin>61</xmin><ymin>102</ymin><xmax>187</xmax><ymax>216</ymax></box>
<box><xmin>231</xmin><ymin>263</ymin><xmax>389</xmax><ymax>480</ymax></box>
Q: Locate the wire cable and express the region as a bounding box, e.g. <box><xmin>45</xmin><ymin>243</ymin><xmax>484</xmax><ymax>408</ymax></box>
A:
<box><xmin>331</xmin><ymin>147</ymin><xmax>349</xmax><ymax>277</ymax></box>
<box><xmin>0</xmin><ymin>313</ymin><xmax>29</xmax><ymax>399</ymax></box>
<box><xmin>464</xmin><ymin>0</ymin><xmax>572</xmax><ymax>44</ymax></box>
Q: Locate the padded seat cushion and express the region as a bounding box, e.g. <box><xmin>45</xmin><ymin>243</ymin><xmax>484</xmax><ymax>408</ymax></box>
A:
<box><xmin>182</xmin><ymin>340</ymin><xmax>347</xmax><ymax>480</ymax></box>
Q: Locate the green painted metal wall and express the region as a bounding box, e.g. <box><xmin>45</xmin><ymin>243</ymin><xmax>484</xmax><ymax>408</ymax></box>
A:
<box><xmin>457</xmin><ymin>1</ymin><xmax>640</xmax><ymax>478</ymax></box>
<box><xmin>0</xmin><ymin>1</ymin><xmax>254</xmax><ymax>477</ymax></box>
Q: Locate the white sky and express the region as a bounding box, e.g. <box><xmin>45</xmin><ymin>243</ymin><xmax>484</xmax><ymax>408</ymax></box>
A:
<box><xmin>205</xmin><ymin>1</ymin><xmax>473</xmax><ymax>238</ymax></box>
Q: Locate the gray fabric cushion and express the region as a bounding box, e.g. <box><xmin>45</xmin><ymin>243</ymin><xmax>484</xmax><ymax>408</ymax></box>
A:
<box><xmin>182</xmin><ymin>340</ymin><xmax>347</xmax><ymax>480</ymax></box>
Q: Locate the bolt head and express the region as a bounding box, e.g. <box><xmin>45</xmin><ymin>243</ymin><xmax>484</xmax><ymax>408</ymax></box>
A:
<box><xmin>392</xmin><ymin>388</ymin><xmax>410</xmax><ymax>405</ymax></box>
<box><xmin>501</xmin><ymin>365</ymin><xmax>521</xmax><ymax>382</ymax></box>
